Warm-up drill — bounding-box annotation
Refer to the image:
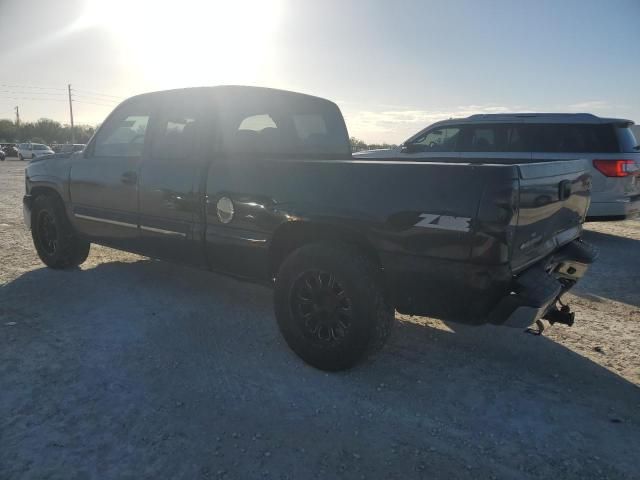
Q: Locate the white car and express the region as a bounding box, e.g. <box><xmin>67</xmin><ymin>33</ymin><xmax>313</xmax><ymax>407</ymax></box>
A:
<box><xmin>355</xmin><ymin>113</ymin><xmax>640</xmax><ymax>220</ymax></box>
<box><xmin>17</xmin><ymin>143</ymin><xmax>55</xmax><ymax>161</ymax></box>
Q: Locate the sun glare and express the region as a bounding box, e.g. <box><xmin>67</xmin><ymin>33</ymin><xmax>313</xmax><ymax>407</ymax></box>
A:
<box><xmin>74</xmin><ymin>0</ymin><xmax>283</xmax><ymax>88</ymax></box>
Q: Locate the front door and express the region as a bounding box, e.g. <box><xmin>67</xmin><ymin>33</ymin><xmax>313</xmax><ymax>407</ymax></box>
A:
<box><xmin>69</xmin><ymin>99</ymin><xmax>154</xmax><ymax>245</ymax></box>
<box><xmin>400</xmin><ymin>125</ymin><xmax>462</xmax><ymax>162</ymax></box>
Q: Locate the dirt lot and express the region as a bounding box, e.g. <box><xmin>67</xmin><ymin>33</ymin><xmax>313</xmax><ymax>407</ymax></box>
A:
<box><xmin>1</xmin><ymin>158</ymin><xmax>639</xmax><ymax>479</ymax></box>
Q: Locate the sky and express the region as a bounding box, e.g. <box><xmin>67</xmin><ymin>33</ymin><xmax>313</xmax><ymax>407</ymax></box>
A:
<box><xmin>0</xmin><ymin>0</ymin><xmax>639</xmax><ymax>144</ymax></box>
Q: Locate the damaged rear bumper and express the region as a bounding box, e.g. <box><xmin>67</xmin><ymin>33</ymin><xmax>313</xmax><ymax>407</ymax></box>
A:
<box><xmin>490</xmin><ymin>239</ymin><xmax>598</xmax><ymax>328</ymax></box>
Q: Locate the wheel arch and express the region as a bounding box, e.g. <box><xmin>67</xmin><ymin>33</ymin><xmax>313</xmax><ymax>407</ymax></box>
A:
<box><xmin>30</xmin><ymin>184</ymin><xmax>63</xmax><ymax>201</ymax></box>
<box><xmin>29</xmin><ymin>184</ymin><xmax>70</xmax><ymax>224</ymax></box>
<box><xmin>268</xmin><ymin>221</ymin><xmax>382</xmax><ymax>279</ymax></box>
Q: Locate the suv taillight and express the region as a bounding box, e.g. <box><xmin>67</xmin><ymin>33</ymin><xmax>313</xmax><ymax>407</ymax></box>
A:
<box><xmin>592</xmin><ymin>159</ymin><xmax>638</xmax><ymax>177</ymax></box>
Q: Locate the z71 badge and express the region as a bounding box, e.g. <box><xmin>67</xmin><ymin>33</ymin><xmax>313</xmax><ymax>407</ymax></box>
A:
<box><xmin>414</xmin><ymin>214</ymin><xmax>471</xmax><ymax>232</ymax></box>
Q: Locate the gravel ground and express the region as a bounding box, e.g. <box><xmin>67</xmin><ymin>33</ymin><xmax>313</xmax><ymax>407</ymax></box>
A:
<box><xmin>1</xmin><ymin>158</ymin><xmax>639</xmax><ymax>479</ymax></box>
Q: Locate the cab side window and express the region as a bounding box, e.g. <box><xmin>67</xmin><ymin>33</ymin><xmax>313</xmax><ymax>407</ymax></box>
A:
<box><xmin>219</xmin><ymin>94</ymin><xmax>350</xmax><ymax>158</ymax></box>
<box><xmin>151</xmin><ymin>114</ymin><xmax>198</xmax><ymax>161</ymax></box>
<box><xmin>92</xmin><ymin>104</ymin><xmax>151</xmax><ymax>157</ymax></box>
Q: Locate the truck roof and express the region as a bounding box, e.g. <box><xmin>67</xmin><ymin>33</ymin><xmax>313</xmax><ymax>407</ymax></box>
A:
<box><xmin>125</xmin><ymin>85</ymin><xmax>338</xmax><ymax>109</ymax></box>
<box><xmin>430</xmin><ymin>113</ymin><xmax>634</xmax><ymax>126</ymax></box>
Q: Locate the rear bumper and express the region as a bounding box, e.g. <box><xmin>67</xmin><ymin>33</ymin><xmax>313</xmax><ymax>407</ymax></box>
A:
<box><xmin>490</xmin><ymin>240</ymin><xmax>598</xmax><ymax>328</ymax></box>
<box><xmin>587</xmin><ymin>195</ymin><xmax>640</xmax><ymax>219</ymax></box>
<box><xmin>23</xmin><ymin>194</ymin><xmax>32</xmax><ymax>229</ymax></box>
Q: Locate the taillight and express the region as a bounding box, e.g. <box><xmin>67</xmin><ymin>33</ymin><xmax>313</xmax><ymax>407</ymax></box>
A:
<box><xmin>592</xmin><ymin>159</ymin><xmax>638</xmax><ymax>177</ymax></box>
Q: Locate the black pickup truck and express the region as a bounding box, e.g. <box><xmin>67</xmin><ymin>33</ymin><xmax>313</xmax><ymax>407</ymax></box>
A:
<box><xmin>23</xmin><ymin>86</ymin><xmax>596</xmax><ymax>370</ymax></box>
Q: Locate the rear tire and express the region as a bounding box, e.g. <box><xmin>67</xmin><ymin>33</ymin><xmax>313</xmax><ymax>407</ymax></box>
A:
<box><xmin>18</xmin><ymin>153</ymin><xmax>23</xmax><ymax>161</ymax></box>
<box><xmin>274</xmin><ymin>242</ymin><xmax>394</xmax><ymax>371</ymax></box>
<box><xmin>31</xmin><ymin>194</ymin><xmax>91</xmax><ymax>269</ymax></box>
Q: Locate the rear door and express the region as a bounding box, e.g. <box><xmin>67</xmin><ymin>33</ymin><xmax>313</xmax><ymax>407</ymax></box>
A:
<box><xmin>136</xmin><ymin>93</ymin><xmax>209</xmax><ymax>265</ymax></box>
<box><xmin>69</xmin><ymin>97</ymin><xmax>154</xmax><ymax>241</ymax></box>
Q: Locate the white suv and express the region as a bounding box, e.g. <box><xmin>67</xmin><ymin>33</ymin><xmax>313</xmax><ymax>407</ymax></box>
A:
<box><xmin>17</xmin><ymin>143</ymin><xmax>55</xmax><ymax>161</ymax></box>
<box><xmin>355</xmin><ymin>113</ymin><xmax>640</xmax><ymax>219</ymax></box>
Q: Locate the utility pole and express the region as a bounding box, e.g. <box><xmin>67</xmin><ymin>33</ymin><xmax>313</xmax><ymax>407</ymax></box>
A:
<box><xmin>14</xmin><ymin>106</ymin><xmax>20</xmax><ymax>126</ymax></box>
<box><xmin>68</xmin><ymin>84</ymin><xmax>75</xmax><ymax>144</ymax></box>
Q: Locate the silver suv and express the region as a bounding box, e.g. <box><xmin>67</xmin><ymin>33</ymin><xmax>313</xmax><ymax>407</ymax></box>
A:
<box><xmin>17</xmin><ymin>143</ymin><xmax>55</xmax><ymax>161</ymax></box>
<box><xmin>356</xmin><ymin>113</ymin><xmax>640</xmax><ymax>219</ymax></box>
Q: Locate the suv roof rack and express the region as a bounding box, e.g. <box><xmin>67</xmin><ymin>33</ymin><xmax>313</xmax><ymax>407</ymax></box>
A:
<box><xmin>466</xmin><ymin>113</ymin><xmax>601</xmax><ymax>121</ymax></box>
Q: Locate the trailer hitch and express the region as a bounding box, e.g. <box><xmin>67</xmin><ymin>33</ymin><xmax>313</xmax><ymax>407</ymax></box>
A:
<box><xmin>525</xmin><ymin>302</ymin><xmax>574</xmax><ymax>336</ymax></box>
<box><xmin>543</xmin><ymin>304</ymin><xmax>575</xmax><ymax>327</ymax></box>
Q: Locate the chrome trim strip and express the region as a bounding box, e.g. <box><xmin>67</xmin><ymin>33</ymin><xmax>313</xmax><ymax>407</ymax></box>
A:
<box><xmin>140</xmin><ymin>225</ymin><xmax>186</xmax><ymax>237</ymax></box>
<box><xmin>75</xmin><ymin>213</ymin><xmax>137</xmax><ymax>229</ymax></box>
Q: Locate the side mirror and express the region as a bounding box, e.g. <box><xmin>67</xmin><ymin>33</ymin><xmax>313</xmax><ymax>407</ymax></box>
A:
<box><xmin>401</xmin><ymin>143</ymin><xmax>418</xmax><ymax>154</ymax></box>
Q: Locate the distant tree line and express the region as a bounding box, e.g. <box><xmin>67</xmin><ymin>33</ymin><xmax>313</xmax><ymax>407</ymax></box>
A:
<box><xmin>350</xmin><ymin>136</ymin><xmax>397</xmax><ymax>152</ymax></box>
<box><xmin>0</xmin><ymin>118</ymin><xmax>96</xmax><ymax>145</ymax></box>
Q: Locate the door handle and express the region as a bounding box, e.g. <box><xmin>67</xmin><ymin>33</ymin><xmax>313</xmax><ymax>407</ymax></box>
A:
<box><xmin>121</xmin><ymin>171</ymin><xmax>138</xmax><ymax>185</ymax></box>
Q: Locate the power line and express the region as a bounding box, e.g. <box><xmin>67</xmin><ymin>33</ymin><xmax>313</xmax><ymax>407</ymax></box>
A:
<box><xmin>0</xmin><ymin>84</ymin><xmax>124</xmax><ymax>102</ymax></box>
<box><xmin>73</xmin><ymin>94</ymin><xmax>119</xmax><ymax>104</ymax></box>
<box><xmin>0</xmin><ymin>90</ymin><xmax>67</xmax><ymax>97</ymax></box>
<box><xmin>0</xmin><ymin>95</ymin><xmax>67</xmax><ymax>102</ymax></box>
<box><xmin>74</xmin><ymin>99</ymin><xmax>117</xmax><ymax>108</ymax></box>
<box><xmin>73</xmin><ymin>88</ymin><xmax>123</xmax><ymax>100</ymax></box>
<box><xmin>0</xmin><ymin>83</ymin><xmax>66</xmax><ymax>91</ymax></box>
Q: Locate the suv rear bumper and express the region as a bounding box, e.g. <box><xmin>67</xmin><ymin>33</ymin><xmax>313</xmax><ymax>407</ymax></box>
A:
<box><xmin>588</xmin><ymin>195</ymin><xmax>640</xmax><ymax>219</ymax></box>
<box><xmin>490</xmin><ymin>239</ymin><xmax>598</xmax><ymax>328</ymax></box>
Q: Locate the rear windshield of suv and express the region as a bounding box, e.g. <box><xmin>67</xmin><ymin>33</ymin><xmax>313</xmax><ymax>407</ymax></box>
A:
<box><xmin>455</xmin><ymin>123</ymin><xmax>621</xmax><ymax>153</ymax></box>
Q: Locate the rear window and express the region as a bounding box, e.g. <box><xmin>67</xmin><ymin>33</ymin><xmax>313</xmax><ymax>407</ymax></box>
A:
<box><xmin>218</xmin><ymin>93</ymin><xmax>350</xmax><ymax>158</ymax></box>
<box><xmin>528</xmin><ymin>124</ymin><xmax>618</xmax><ymax>153</ymax></box>
<box><xmin>457</xmin><ymin>123</ymin><xmax>621</xmax><ymax>153</ymax></box>
<box><xmin>617</xmin><ymin>125</ymin><xmax>639</xmax><ymax>153</ymax></box>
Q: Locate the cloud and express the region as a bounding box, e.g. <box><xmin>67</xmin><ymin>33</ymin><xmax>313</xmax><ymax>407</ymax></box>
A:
<box><xmin>342</xmin><ymin>104</ymin><xmax>528</xmax><ymax>142</ymax></box>
<box><xmin>565</xmin><ymin>100</ymin><xmax>611</xmax><ymax>111</ymax></box>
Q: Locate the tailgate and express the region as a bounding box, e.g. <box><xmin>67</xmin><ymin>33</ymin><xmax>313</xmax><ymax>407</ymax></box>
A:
<box><xmin>511</xmin><ymin>159</ymin><xmax>591</xmax><ymax>272</ymax></box>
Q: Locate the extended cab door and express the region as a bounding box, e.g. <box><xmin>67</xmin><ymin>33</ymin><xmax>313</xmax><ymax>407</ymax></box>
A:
<box><xmin>136</xmin><ymin>94</ymin><xmax>209</xmax><ymax>265</ymax></box>
<box><xmin>69</xmin><ymin>98</ymin><xmax>154</xmax><ymax>242</ymax></box>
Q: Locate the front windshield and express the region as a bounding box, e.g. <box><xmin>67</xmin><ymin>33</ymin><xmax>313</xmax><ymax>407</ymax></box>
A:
<box><xmin>34</xmin><ymin>144</ymin><xmax>50</xmax><ymax>150</ymax></box>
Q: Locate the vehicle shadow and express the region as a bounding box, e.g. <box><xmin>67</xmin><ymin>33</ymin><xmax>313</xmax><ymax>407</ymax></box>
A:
<box><xmin>575</xmin><ymin>229</ymin><xmax>640</xmax><ymax>307</ymax></box>
<box><xmin>1</xmin><ymin>259</ymin><xmax>638</xmax><ymax>479</ymax></box>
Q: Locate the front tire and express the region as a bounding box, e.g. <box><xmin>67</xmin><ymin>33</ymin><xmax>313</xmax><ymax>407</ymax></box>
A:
<box><xmin>31</xmin><ymin>194</ymin><xmax>91</xmax><ymax>269</ymax></box>
<box><xmin>274</xmin><ymin>242</ymin><xmax>394</xmax><ymax>371</ymax></box>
